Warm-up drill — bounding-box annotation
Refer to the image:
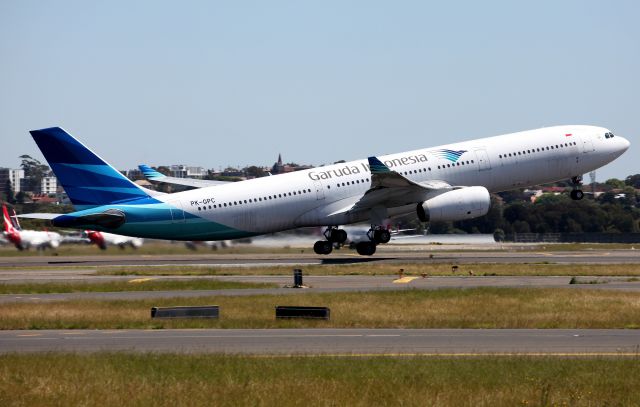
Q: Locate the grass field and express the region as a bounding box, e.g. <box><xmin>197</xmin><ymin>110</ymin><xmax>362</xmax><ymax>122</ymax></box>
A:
<box><xmin>2</xmin><ymin>288</ymin><xmax>639</xmax><ymax>329</ymax></box>
<box><xmin>0</xmin><ymin>280</ymin><xmax>275</xmax><ymax>294</ymax></box>
<box><xmin>1</xmin><ymin>353</ymin><xmax>638</xmax><ymax>406</ymax></box>
<box><xmin>99</xmin><ymin>262</ymin><xmax>640</xmax><ymax>277</ymax></box>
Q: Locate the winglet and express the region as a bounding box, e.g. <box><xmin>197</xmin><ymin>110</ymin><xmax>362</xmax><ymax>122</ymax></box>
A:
<box><xmin>368</xmin><ymin>156</ymin><xmax>391</xmax><ymax>174</ymax></box>
<box><xmin>138</xmin><ymin>164</ymin><xmax>166</xmax><ymax>180</ymax></box>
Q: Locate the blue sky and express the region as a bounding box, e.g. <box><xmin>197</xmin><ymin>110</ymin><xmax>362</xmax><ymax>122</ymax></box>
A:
<box><xmin>1</xmin><ymin>1</ymin><xmax>638</xmax><ymax>181</ymax></box>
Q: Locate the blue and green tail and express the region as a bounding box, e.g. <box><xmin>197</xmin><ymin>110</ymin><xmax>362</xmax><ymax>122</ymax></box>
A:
<box><xmin>30</xmin><ymin>127</ymin><xmax>153</xmax><ymax>209</ymax></box>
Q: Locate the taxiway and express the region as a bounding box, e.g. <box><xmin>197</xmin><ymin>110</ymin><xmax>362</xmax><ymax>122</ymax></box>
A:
<box><xmin>1</xmin><ymin>329</ymin><xmax>638</xmax><ymax>354</ymax></box>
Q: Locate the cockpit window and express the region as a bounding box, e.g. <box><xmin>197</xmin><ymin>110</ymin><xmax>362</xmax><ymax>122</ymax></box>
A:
<box><xmin>605</xmin><ymin>132</ymin><xmax>615</xmax><ymax>139</ymax></box>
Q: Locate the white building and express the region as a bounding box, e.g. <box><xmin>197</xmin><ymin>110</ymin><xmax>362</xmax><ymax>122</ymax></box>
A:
<box><xmin>9</xmin><ymin>169</ymin><xmax>24</xmax><ymax>193</ymax></box>
<box><xmin>170</xmin><ymin>165</ymin><xmax>206</xmax><ymax>178</ymax></box>
<box><xmin>41</xmin><ymin>176</ymin><xmax>58</xmax><ymax>195</ymax></box>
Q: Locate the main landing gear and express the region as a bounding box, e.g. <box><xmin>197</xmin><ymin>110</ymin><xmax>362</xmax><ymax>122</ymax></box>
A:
<box><xmin>355</xmin><ymin>226</ymin><xmax>391</xmax><ymax>256</ymax></box>
<box><xmin>313</xmin><ymin>226</ymin><xmax>348</xmax><ymax>255</ymax></box>
<box><xmin>570</xmin><ymin>175</ymin><xmax>584</xmax><ymax>201</ymax></box>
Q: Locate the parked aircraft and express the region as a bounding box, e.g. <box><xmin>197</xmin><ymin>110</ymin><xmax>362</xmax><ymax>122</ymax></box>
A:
<box><xmin>21</xmin><ymin>126</ymin><xmax>629</xmax><ymax>255</ymax></box>
<box><xmin>138</xmin><ymin>164</ymin><xmax>226</xmax><ymax>189</ymax></box>
<box><xmin>2</xmin><ymin>203</ymin><xmax>62</xmax><ymax>250</ymax></box>
<box><xmin>84</xmin><ymin>230</ymin><xmax>143</xmax><ymax>250</ymax></box>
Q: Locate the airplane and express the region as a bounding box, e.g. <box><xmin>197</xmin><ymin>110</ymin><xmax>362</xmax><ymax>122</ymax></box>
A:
<box><xmin>2</xmin><ymin>203</ymin><xmax>62</xmax><ymax>250</ymax></box>
<box><xmin>84</xmin><ymin>230</ymin><xmax>143</xmax><ymax>250</ymax></box>
<box><xmin>184</xmin><ymin>240</ymin><xmax>233</xmax><ymax>250</ymax></box>
<box><xmin>20</xmin><ymin>125</ymin><xmax>629</xmax><ymax>256</ymax></box>
<box><xmin>138</xmin><ymin>164</ymin><xmax>228</xmax><ymax>189</ymax></box>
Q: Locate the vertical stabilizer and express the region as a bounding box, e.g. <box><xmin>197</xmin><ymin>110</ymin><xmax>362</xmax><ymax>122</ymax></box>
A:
<box><xmin>30</xmin><ymin>127</ymin><xmax>151</xmax><ymax>209</ymax></box>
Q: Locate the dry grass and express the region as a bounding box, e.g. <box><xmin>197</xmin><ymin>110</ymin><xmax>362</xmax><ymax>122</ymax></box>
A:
<box><xmin>100</xmin><ymin>262</ymin><xmax>640</xmax><ymax>277</ymax></box>
<box><xmin>0</xmin><ymin>280</ymin><xmax>275</xmax><ymax>294</ymax></box>
<box><xmin>1</xmin><ymin>288</ymin><xmax>639</xmax><ymax>330</ymax></box>
<box><xmin>1</xmin><ymin>353</ymin><xmax>639</xmax><ymax>406</ymax></box>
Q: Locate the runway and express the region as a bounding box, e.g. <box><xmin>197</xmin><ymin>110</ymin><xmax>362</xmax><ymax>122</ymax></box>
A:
<box><xmin>1</xmin><ymin>329</ymin><xmax>638</xmax><ymax>354</ymax></box>
<box><xmin>1</xmin><ymin>249</ymin><xmax>640</xmax><ymax>268</ymax></box>
<box><xmin>2</xmin><ymin>275</ymin><xmax>640</xmax><ymax>303</ymax></box>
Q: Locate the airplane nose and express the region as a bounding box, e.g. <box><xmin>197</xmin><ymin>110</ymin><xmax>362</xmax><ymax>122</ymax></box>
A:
<box><xmin>620</xmin><ymin>136</ymin><xmax>631</xmax><ymax>151</ymax></box>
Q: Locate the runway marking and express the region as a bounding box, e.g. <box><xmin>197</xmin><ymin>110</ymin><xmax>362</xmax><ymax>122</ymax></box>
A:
<box><xmin>62</xmin><ymin>332</ymin><xmax>86</xmax><ymax>335</ymax></box>
<box><xmin>393</xmin><ymin>277</ymin><xmax>418</xmax><ymax>284</ymax></box>
<box><xmin>128</xmin><ymin>278</ymin><xmax>155</xmax><ymax>284</ymax></box>
<box><xmin>247</xmin><ymin>352</ymin><xmax>640</xmax><ymax>358</ymax></box>
<box><xmin>16</xmin><ymin>333</ymin><xmax>42</xmax><ymax>337</ymax></box>
<box><xmin>366</xmin><ymin>334</ymin><xmax>401</xmax><ymax>337</ymax></box>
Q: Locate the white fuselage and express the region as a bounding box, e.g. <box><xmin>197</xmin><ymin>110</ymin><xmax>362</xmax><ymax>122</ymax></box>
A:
<box><xmin>4</xmin><ymin>229</ymin><xmax>62</xmax><ymax>250</ymax></box>
<box><xmin>156</xmin><ymin>125</ymin><xmax>628</xmax><ymax>237</ymax></box>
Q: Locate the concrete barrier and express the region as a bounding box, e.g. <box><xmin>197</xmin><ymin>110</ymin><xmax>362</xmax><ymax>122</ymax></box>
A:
<box><xmin>275</xmin><ymin>306</ymin><xmax>330</xmax><ymax>320</ymax></box>
<box><xmin>151</xmin><ymin>305</ymin><xmax>219</xmax><ymax>319</ymax></box>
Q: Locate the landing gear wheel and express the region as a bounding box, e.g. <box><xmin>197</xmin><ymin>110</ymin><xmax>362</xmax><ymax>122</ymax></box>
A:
<box><xmin>313</xmin><ymin>240</ymin><xmax>333</xmax><ymax>255</ymax></box>
<box><xmin>334</xmin><ymin>229</ymin><xmax>348</xmax><ymax>244</ymax></box>
<box><xmin>356</xmin><ymin>241</ymin><xmax>377</xmax><ymax>256</ymax></box>
<box><xmin>570</xmin><ymin>189</ymin><xmax>584</xmax><ymax>201</ymax></box>
<box><xmin>374</xmin><ymin>229</ymin><xmax>391</xmax><ymax>244</ymax></box>
<box><xmin>324</xmin><ymin>227</ymin><xmax>348</xmax><ymax>244</ymax></box>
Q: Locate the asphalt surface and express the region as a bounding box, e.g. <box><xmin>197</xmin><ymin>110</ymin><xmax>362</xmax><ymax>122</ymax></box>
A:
<box><xmin>2</xmin><ymin>275</ymin><xmax>640</xmax><ymax>303</ymax></box>
<box><xmin>1</xmin><ymin>329</ymin><xmax>639</xmax><ymax>354</ymax></box>
<box><xmin>2</xmin><ymin>249</ymin><xmax>640</xmax><ymax>268</ymax></box>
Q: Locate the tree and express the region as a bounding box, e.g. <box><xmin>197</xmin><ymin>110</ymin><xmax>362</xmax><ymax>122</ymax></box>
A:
<box><xmin>5</xmin><ymin>180</ymin><xmax>15</xmax><ymax>204</ymax></box>
<box><xmin>15</xmin><ymin>191</ymin><xmax>27</xmax><ymax>204</ymax></box>
<box><xmin>625</xmin><ymin>174</ymin><xmax>640</xmax><ymax>189</ymax></box>
<box><xmin>605</xmin><ymin>178</ymin><xmax>625</xmax><ymax>189</ymax></box>
<box><xmin>245</xmin><ymin>166</ymin><xmax>266</xmax><ymax>178</ymax></box>
<box><xmin>19</xmin><ymin>155</ymin><xmax>50</xmax><ymax>193</ymax></box>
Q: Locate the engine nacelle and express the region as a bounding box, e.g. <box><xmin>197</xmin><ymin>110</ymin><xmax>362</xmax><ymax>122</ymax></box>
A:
<box><xmin>417</xmin><ymin>186</ymin><xmax>490</xmax><ymax>222</ymax></box>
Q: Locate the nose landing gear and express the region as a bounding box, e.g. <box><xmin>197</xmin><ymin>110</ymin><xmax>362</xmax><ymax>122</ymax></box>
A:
<box><xmin>570</xmin><ymin>175</ymin><xmax>584</xmax><ymax>201</ymax></box>
<box><xmin>570</xmin><ymin>189</ymin><xmax>584</xmax><ymax>200</ymax></box>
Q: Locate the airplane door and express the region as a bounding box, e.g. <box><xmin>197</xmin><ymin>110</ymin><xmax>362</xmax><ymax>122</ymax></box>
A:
<box><xmin>474</xmin><ymin>149</ymin><xmax>492</xmax><ymax>171</ymax></box>
<box><xmin>580</xmin><ymin>135</ymin><xmax>595</xmax><ymax>153</ymax></box>
<box><xmin>169</xmin><ymin>200</ymin><xmax>186</xmax><ymax>223</ymax></box>
<box><xmin>313</xmin><ymin>180</ymin><xmax>325</xmax><ymax>200</ymax></box>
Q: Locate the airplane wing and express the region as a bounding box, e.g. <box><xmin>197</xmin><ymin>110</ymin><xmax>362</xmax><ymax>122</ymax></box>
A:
<box><xmin>139</xmin><ymin>164</ymin><xmax>230</xmax><ymax>189</ymax></box>
<box><xmin>342</xmin><ymin>156</ymin><xmax>454</xmax><ymax>215</ymax></box>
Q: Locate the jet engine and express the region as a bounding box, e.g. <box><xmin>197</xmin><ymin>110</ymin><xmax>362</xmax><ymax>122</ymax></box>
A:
<box><xmin>417</xmin><ymin>186</ymin><xmax>490</xmax><ymax>222</ymax></box>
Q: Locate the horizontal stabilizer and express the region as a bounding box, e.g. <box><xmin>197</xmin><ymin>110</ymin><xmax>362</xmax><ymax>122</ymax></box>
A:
<box><xmin>16</xmin><ymin>213</ymin><xmax>61</xmax><ymax>220</ymax></box>
<box><xmin>51</xmin><ymin>209</ymin><xmax>126</xmax><ymax>229</ymax></box>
